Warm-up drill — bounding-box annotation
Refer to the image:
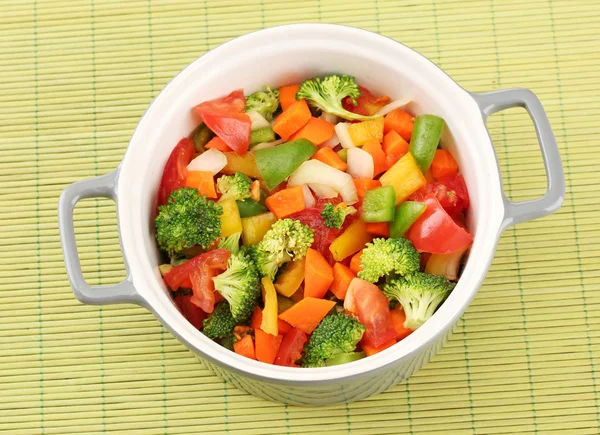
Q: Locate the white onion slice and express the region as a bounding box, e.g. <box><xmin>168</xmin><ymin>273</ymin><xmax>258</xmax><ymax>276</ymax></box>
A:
<box><xmin>287</xmin><ymin>160</ymin><xmax>358</xmax><ymax>205</ymax></box>
<box><xmin>347</xmin><ymin>147</ymin><xmax>374</xmax><ymax>180</ymax></box>
<box><xmin>301</xmin><ymin>185</ymin><xmax>316</xmax><ymax>208</ymax></box>
<box><xmin>375</xmin><ymin>98</ymin><xmax>412</xmax><ymax>116</ymax></box>
<box><xmin>250</xmin><ymin>139</ymin><xmax>283</xmax><ymax>151</ymax></box>
<box><xmin>334</xmin><ymin>122</ymin><xmax>355</xmax><ymax>149</ymax></box>
<box><xmin>247</xmin><ymin>111</ymin><xmax>271</xmax><ymax>130</ymax></box>
<box><xmin>186</xmin><ymin>148</ymin><xmax>227</xmax><ymax>175</ymax></box>
<box><xmin>319</xmin><ymin>111</ymin><xmax>339</xmax><ymax>124</ymax></box>
<box><xmin>309</xmin><ymin>183</ymin><xmax>338</xmax><ymax>199</ymax></box>
<box><xmin>321</xmin><ymin>131</ymin><xmax>340</xmax><ymax>148</ymax></box>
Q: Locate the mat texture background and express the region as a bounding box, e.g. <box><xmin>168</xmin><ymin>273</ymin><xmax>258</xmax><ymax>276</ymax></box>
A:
<box><xmin>1</xmin><ymin>0</ymin><xmax>599</xmax><ymax>434</ymax></box>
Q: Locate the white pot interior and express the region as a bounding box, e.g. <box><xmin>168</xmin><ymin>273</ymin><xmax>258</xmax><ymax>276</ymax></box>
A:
<box><xmin>117</xmin><ymin>24</ymin><xmax>505</xmax><ymax>383</ymax></box>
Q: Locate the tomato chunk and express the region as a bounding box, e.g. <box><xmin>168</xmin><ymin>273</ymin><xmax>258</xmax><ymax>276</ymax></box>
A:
<box><xmin>157</xmin><ymin>138</ymin><xmax>196</xmax><ymax>207</ymax></box>
<box><xmin>274</xmin><ymin>328</ymin><xmax>308</xmax><ymax>367</ymax></box>
<box><xmin>350</xmin><ymin>278</ymin><xmax>396</xmax><ymax>348</ymax></box>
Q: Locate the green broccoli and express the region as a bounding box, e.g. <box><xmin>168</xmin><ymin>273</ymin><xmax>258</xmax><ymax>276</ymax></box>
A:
<box><xmin>296</xmin><ymin>74</ymin><xmax>375</xmax><ymax>121</ymax></box>
<box><xmin>245</xmin><ymin>87</ymin><xmax>280</xmax><ymax>121</ymax></box>
<box><xmin>202</xmin><ymin>301</ymin><xmax>236</xmax><ymax>339</ymax></box>
<box><xmin>154</xmin><ymin>187</ymin><xmax>223</xmax><ymax>257</ymax></box>
<box><xmin>252</xmin><ymin>218</ymin><xmax>314</xmax><ymax>280</ymax></box>
<box><xmin>212</xmin><ymin>251</ymin><xmax>261</xmax><ymax>322</ymax></box>
<box><xmin>302</xmin><ymin>313</ymin><xmax>366</xmax><ymax>368</ymax></box>
<box><xmin>321</xmin><ymin>203</ymin><xmax>357</xmax><ymax>229</ymax></box>
<box><xmin>382</xmin><ymin>272</ymin><xmax>455</xmax><ymax>330</ymax></box>
<box><xmin>358</xmin><ymin>237</ymin><xmax>420</xmax><ymax>283</ymax></box>
<box><xmin>217</xmin><ymin>172</ymin><xmax>252</xmax><ymax>201</ymax></box>
<box><xmin>218</xmin><ymin>231</ymin><xmax>241</xmax><ymax>256</ymax></box>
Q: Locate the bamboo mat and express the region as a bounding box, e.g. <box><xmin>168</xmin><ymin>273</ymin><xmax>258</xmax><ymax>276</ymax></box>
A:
<box><xmin>1</xmin><ymin>0</ymin><xmax>599</xmax><ymax>433</ymax></box>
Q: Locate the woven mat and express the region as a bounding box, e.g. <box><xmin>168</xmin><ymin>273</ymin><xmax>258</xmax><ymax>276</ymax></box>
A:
<box><xmin>1</xmin><ymin>0</ymin><xmax>599</xmax><ymax>433</ymax></box>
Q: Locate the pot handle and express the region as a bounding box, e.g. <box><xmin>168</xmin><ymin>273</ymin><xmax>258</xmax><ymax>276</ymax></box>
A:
<box><xmin>58</xmin><ymin>169</ymin><xmax>142</xmax><ymax>305</ymax></box>
<box><xmin>471</xmin><ymin>88</ymin><xmax>565</xmax><ymax>230</ymax></box>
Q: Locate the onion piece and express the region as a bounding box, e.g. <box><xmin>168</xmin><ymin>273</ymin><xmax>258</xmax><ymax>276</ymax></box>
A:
<box><xmin>250</xmin><ymin>139</ymin><xmax>284</xmax><ymax>151</ymax></box>
<box><xmin>375</xmin><ymin>98</ymin><xmax>412</xmax><ymax>116</ymax></box>
<box><xmin>186</xmin><ymin>148</ymin><xmax>227</xmax><ymax>174</ymax></box>
<box><xmin>347</xmin><ymin>147</ymin><xmax>374</xmax><ymax>180</ymax></box>
<box><xmin>309</xmin><ymin>183</ymin><xmax>338</xmax><ymax>199</ymax></box>
<box><xmin>288</xmin><ymin>160</ymin><xmax>358</xmax><ymax>205</ymax></box>
<box><xmin>247</xmin><ymin>111</ymin><xmax>271</xmax><ymax>130</ymax></box>
<box><xmin>425</xmin><ymin>246</ymin><xmax>469</xmax><ymax>281</ymax></box>
<box><xmin>301</xmin><ymin>185</ymin><xmax>316</xmax><ymax>208</ymax></box>
<box><xmin>334</xmin><ymin>122</ymin><xmax>355</xmax><ymax>149</ymax></box>
<box><xmin>319</xmin><ymin>111</ymin><xmax>339</xmax><ymax>124</ymax></box>
<box><xmin>321</xmin><ymin>131</ymin><xmax>340</xmax><ymax>148</ymax></box>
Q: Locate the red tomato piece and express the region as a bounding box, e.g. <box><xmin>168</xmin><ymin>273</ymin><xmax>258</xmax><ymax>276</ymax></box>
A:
<box><xmin>342</xmin><ymin>86</ymin><xmax>390</xmax><ymax>116</ymax></box>
<box><xmin>174</xmin><ymin>295</ymin><xmax>207</xmax><ymax>329</ymax></box>
<box><xmin>194</xmin><ymin>89</ymin><xmax>246</xmax><ymax>116</ymax></box>
<box><xmin>157</xmin><ymin>138</ymin><xmax>196</xmax><ymax>207</ymax></box>
<box><xmin>274</xmin><ymin>327</ymin><xmax>308</xmax><ymax>367</ymax></box>
<box><xmin>287</xmin><ymin>208</ymin><xmax>339</xmax><ymax>263</ymax></box>
<box><xmin>409</xmin><ymin>175</ymin><xmax>470</xmax><ymax>217</ymax></box>
<box><xmin>350</xmin><ymin>278</ymin><xmax>396</xmax><ymax>348</ymax></box>
<box><xmin>200</xmin><ymin>112</ymin><xmax>251</xmax><ymax>155</ymax></box>
<box><xmin>406</xmin><ymin>195</ymin><xmax>473</xmax><ymax>254</ymax></box>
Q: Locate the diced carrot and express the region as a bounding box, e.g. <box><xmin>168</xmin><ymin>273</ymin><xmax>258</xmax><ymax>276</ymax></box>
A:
<box><xmin>255</xmin><ymin>329</ymin><xmax>284</xmax><ymax>364</ymax></box>
<box><xmin>361</xmin><ymin>338</ymin><xmax>396</xmax><ymax>357</ymax></box>
<box><xmin>205</xmin><ymin>136</ymin><xmax>231</xmax><ymax>152</ymax></box>
<box><xmin>185</xmin><ymin>171</ymin><xmax>217</xmax><ymax>198</ymax></box>
<box><xmin>278</xmin><ymin>297</ymin><xmax>337</xmax><ymax>334</ymax></box>
<box><xmin>250</xmin><ymin>306</ymin><xmax>263</xmax><ymax>331</ymax></box>
<box><xmin>353</xmin><ymin>179</ymin><xmax>382</xmax><ymax>206</ymax></box>
<box><xmin>233</xmin><ymin>334</ymin><xmax>256</xmax><ymax>360</ymax></box>
<box><xmin>272</xmin><ymin>99</ymin><xmax>311</xmax><ymax>141</ymax></box>
<box><xmin>382</xmin><ymin>130</ymin><xmax>409</xmax><ymax>169</ymax></box>
<box><xmin>330</xmin><ymin>263</ymin><xmax>356</xmax><ymax>300</ymax></box>
<box><xmin>390</xmin><ymin>306</ymin><xmax>413</xmax><ymax>341</ymax></box>
<box><xmin>361</xmin><ymin>140</ymin><xmax>386</xmax><ymax>177</ymax></box>
<box><xmin>349</xmin><ymin>250</ymin><xmax>363</xmax><ymax>275</ymax></box>
<box><xmin>384</xmin><ymin>108</ymin><xmax>414</xmax><ymax>141</ymax></box>
<box><xmin>290</xmin><ymin>117</ymin><xmax>335</xmax><ymax>146</ymax></box>
<box><xmin>279</xmin><ymin>84</ymin><xmax>300</xmax><ymax>111</ymax></box>
<box><xmin>366</xmin><ymin>222</ymin><xmax>390</xmax><ymax>237</ymax></box>
<box><xmin>431</xmin><ymin>149</ymin><xmax>459</xmax><ymax>181</ymax></box>
<box><xmin>312</xmin><ymin>146</ymin><xmax>348</xmax><ymax>171</ymax></box>
<box><xmin>304</xmin><ymin>248</ymin><xmax>334</xmax><ymax>299</ymax></box>
<box><xmin>278</xmin><ymin>318</ymin><xmax>293</xmax><ymax>336</ymax></box>
<box><xmin>424</xmin><ymin>168</ymin><xmax>435</xmax><ymax>184</ymax></box>
<box><xmin>290</xmin><ymin>285</ymin><xmax>304</xmax><ymax>303</ymax></box>
<box><xmin>265</xmin><ymin>185</ymin><xmax>306</xmax><ymax>219</ymax></box>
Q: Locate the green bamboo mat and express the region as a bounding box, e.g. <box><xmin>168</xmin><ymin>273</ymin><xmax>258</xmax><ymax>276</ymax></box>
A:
<box><xmin>0</xmin><ymin>0</ymin><xmax>599</xmax><ymax>433</ymax></box>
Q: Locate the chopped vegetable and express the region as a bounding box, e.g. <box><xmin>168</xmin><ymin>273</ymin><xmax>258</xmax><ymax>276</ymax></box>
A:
<box><xmin>409</xmin><ymin>115</ymin><xmax>445</xmax><ymax>173</ymax></box>
<box><xmin>222</xmin><ymin>151</ymin><xmax>261</xmax><ymax>179</ymax></box>
<box><xmin>330</xmin><ymin>263</ymin><xmax>356</xmax><ymax>300</ymax></box>
<box><xmin>246</xmin><ymin>110</ymin><xmax>272</xmax><ymax>131</ymax></box>
<box><xmin>233</xmin><ymin>334</ymin><xmax>256</xmax><ymax>360</ymax></box>
<box><xmin>409</xmin><ymin>175</ymin><xmax>470</xmax><ymax>217</ymax></box>
<box><xmin>431</xmin><ymin>149</ymin><xmax>459</xmax><ymax>181</ymax></box>
<box><xmin>382</xmin><ymin>271</ymin><xmax>455</xmax><ymax>330</ymax></box>
<box><xmin>382</xmin><ymin>130</ymin><xmax>409</xmax><ymax>170</ymax></box>
<box><xmin>174</xmin><ymin>295</ymin><xmax>207</xmax><ymax>329</ymax></box>
<box><xmin>255</xmin><ymin>329</ymin><xmax>283</xmax><ymax>364</ymax></box>
<box><xmin>287</xmin><ymin>160</ymin><xmax>358</xmax><ymax>205</ymax></box>
<box><xmin>163</xmin><ymin>249</ymin><xmax>229</xmax><ymax>293</ymax></box>
<box><xmin>241</xmin><ymin>212</ymin><xmax>276</xmax><ymax>246</ymax></box>
<box><xmin>312</xmin><ymin>146</ymin><xmax>348</xmax><ymax>171</ymax></box>
<box><xmin>187</xmin><ymin>148</ymin><xmax>228</xmax><ymax>175</ymax></box>
<box><xmin>380</xmin><ymin>152</ymin><xmax>427</xmax><ymax>204</ymax></box>
<box><xmin>302</xmin><ymin>313</ymin><xmax>365</xmax><ymax>367</ymax></box>
<box><xmin>389</xmin><ymin>201</ymin><xmax>427</xmax><ymax>238</ymax></box>
<box><xmin>189</xmin><ymin>250</ymin><xmax>230</xmax><ymax>313</ymax></box>
<box><xmin>361</xmin><ymin>140</ymin><xmax>387</xmax><ymax>177</ymax></box>
<box><xmin>185</xmin><ymin>170</ymin><xmax>217</xmax><ymax>198</ymax></box>
<box><xmin>308</xmin><ymin>183</ymin><xmax>338</xmax><ymax>199</ymax></box>
<box><xmin>301</xmin><ymin>185</ymin><xmax>316</xmax><ymax>208</ymax></box>
<box><xmin>218</xmin><ymin>231</ymin><xmax>241</xmax><ymax>255</ymax></box>
<box><xmin>217</xmin><ymin>172</ymin><xmax>252</xmax><ymax>201</ymax></box>
<box><xmin>274</xmin><ymin>327</ymin><xmax>307</xmax><ymax>367</ymax></box>
<box><xmin>349</xmin><ymin>278</ymin><xmax>396</xmax><ymax>348</ymax></box>
<box><xmin>361</xmin><ymin>185</ymin><xmax>396</xmax><ymax>223</ymax></box>
<box><xmin>390</xmin><ymin>306</ymin><xmax>414</xmax><ymax>341</ymax></box>
<box><xmin>358</xmin><ymin>237</ymin><xmax>420</xmax><ymax>283</ymax></box>
<box><xmin>425</xmin><ymin>246</ymin><xmax>469</xmax><ymax>281</ymax></box>
<box><xmin>304</xmin><ymin>248</ymin><xmax>334</xmax><ymax>299</ymax></box>
<box><xmin>347</xmin><ymin>147</ymin><xmax>374</xmax><ymax>180</ymax></box>
<box><xmin>365</xmin><ymin>222</ymin><xmax>390</xmax><ymax>237</ymax></box>
<box><xmin>337</xmin><ymin>148</ymin><xmax>348</xmax><ymax>162</ymax></box>
<box><xmin>205</xmin><ymin>136</ymin><xmax>231</xmax><ymax>152</ymax></box>
<box><xmin>375</xmin><ymin>98</ymin><xmax>411</xmax><ymax>116</ymax></box>
<box><xmin>278</xmin><ymin>84</ymin><xmax>300</xmax><ymax>111</ymax></box>
<box><xmin>260</xmin><ymin>277</ymin><xmax>279</xmax><ymax>335</ymax></box>
<box><xmin>347</xmin><ymin>116</ymin><xmax>384</xmax><ymax>146</ymax></box>
<box><xmin>155</xmin><ymin>187</ymin><xmax>223</xmax><ymax>256</ymax></box>
<box><xmin>349</xmin><ymin>250</ymin><xmax>363</xmax><ymax>275</ymax></box>
<box><xmin>325</xmin><ymin>351</ymin><xmax>366</xmax><ymax>366</ymax></box>
<box><xmin>321</xmin><ymin>203</ymin><xmax>356</xmax><ymax>229</ymax></box>
<box><xmin>157</xmin><ymin>138</ymin><xmax>196</xmax><ymax>207</ymax></box>
<box><xmin>383</xmin><ymin>108</ymin><xmax>414</xmax><ymax>141</ymax></box>
<box><xmin>191</xmin><ymin>123</ymin><xmax>215</xmax><ymax>152</ymax></box>
<box><xmin>245</xmin><ymin>87</ymin><xmax>280</xmax><ymax>121</ymax></box>
<box><xmin>203</xmin><ymin>301</ymin><xmax>236</xmax><ymax>339</ymax></box>
<box><xmin>253</xmin><ymin>139</ymin><xmax>317</xmax><ymax>190</ymax></box>
<box><xmin>289</xmin><ymin>117</ymin><xmax>335</xmax><ymax>146</ymax></box>
<box><xmin>343</xmin><ymin>85</ymin><xmax>391</xmax><ymax>117</ymax></box>
<box><xmin>329</xmin><ymin>220</ymin><xmax>374</xmax><ymax>261</ymax></box>
<box><xmin>278</xmin><ymin>297</ymin><xmax>337</xmax><ymax>334</ymax></box>
<box><xmin>237</xmin><ymin>198</ymin><xmax>268</xmax><ymax>218</ymax></box>
<box><xmin>272</xmin><ymin>99</ymin><xmax>312</xmax><ymax>141</ymax></box>
<box><xmin>353</xmin><ymin>179</ymin><xmax>381</xmax><ymax>206</ymax></box>
<box><xmin>296</xmin><ymin>75</ymin><xmax>376</xmax><ymax>121</ymax></box>
<box><xmin>250</xmin><ymin>127</ymin><xmax>276</xmax><ymax>146</ymax></box>
<box><xmin>361</xmin><ymin>338</ymin><xmax>396</xmax><ymax>357</ymax></box>
<box><xmin>200</xmin><ymin>112</ymin><xmax>252</xmax><ymax>155</ymax></box>
<box><xmin>218</xmin><ymin>197</ymin><xmax>243</xmax><ymax>238</ymax></box>
<box><xmin>274</xmin><ymin>258</ymin><xmax>305</xmax><ymax>297</ymax></box>
<box><xmin>334</xmin><ymin>122</ymin><xmax>356</xmax><ymax>148</ymax></box>
<box><xmin>265</xmin><ymin>185</ymin><xmax>306</xmax><ymax>219</ymax></box>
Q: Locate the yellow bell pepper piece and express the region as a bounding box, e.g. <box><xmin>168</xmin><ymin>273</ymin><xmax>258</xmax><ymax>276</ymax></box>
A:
<box><xmin>261</xmin><ymin>277</ymin><xmax>278</xmax><ymax>335</ymax></box>
<box><xmin>241</xmin><ymin>212</ymin><xmax>277</xmax><ymax>246</ymax></box>
<box><xmin>218</xmin><ymin>197</ymin><xmax>243</xmax><ymax>237</ymax></box>
<box><xmin>329</xmin><ymin>220</ymin><xmax>374</xmax><ymax>262</ymax></box>
<box><xmin>274</xmin><ymin>258</ymin><xmax>305</xmax><ymax>297</ymax></box>
<box><xmin>222</xmin><ymin>152</ymin><xmax>262</xmax><ymax>179</ymax></box>
<box><xmin>348</xmin><ymin>116</ymin><xmax>384</xmax><ymax>146</ymax></box>
<box><xmin>380</xmin><ymin>152</ymin><xmax>426</xmax><ymax>204</ymax></box>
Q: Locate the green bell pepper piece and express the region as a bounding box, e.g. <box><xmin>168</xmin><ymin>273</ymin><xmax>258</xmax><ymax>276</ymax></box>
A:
<box><xmin>361</xmin><ymin>185</ymin><xmax>396</xmax><ymax>222</ymax></box>
<box><xmin>409</xmin><ymin>115</ymin><xmax>445</xmax><ymax>173</ymax></box>
<box><xmin>190</xmin><ymin>123</ymin><xmax>214</xmax><ymax>152</ymax></box>
<box><xmin>236</xmin><ymin>198</ymin><xmax>268</xmax><ymax>218</ymax></box>
<box><xmin>389</xmin><ymin>201</ymin><xmax>427</xmax><ymax>238</ymax></box>
<box><xmin>337</xmin><ymin>148</ymin><xmax>348</xmax><ymax>162</ymax></box>
<box><xmin>249</xmin><ymin>127</ymin><xmax>276</xmax><ymax>147</ymax></box>
<box><xmin>325</xmin><ymin>352</ymin><xmax>366</xmax><ymax>366</ymax></box>
<box><xmin>253</xmin><ymin>139</ymin><xmax>317</xmax><ymax>190</ymax></box>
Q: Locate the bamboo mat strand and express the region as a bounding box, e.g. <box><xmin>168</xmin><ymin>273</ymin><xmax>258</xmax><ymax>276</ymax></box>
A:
<box><xmin>0</xmin><ymin>0</ymin><xmax>599</xmax><ymax>434</ymax></box>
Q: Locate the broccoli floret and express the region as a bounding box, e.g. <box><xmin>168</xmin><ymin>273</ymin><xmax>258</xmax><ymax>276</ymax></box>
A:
<box><xmin>296</xmin><ymin>74</ymin><xmax>375</xmax><ymax>121</ymax></box>
<box><xmin>218</xmin><ymin>231</ymin><xmax>241</xmax><ymax>256</ymax></box>
<box><xmin>155</xmin><ymin>187</ymin><xmax>223</xmax><ymax>257</ymax></box>
<box><xmin>321</xmin><ymin>203</ymin><xmax>357</xmax><ymax>229</ymax></box>
<box><xmin>382</xmin><ymin>272</ymin><xmax>455</xmax><ymax>330</ymax></box>
<box><xmin>212</xmin><ymin>251</ymin><xmax>261</xmax><ymax>322</ymax></box>
<box><xmin>245</xmin><ymin>87</ymin><xmax>280</xmax><ymax>121</ymax></box>
<box><xmin>202</xmin><ymin>301</ymin><xmax>236</xmax><ymax>339</ymax></box>
<box><xmin>358</xmin><ymin>237</ymin><xmax>420</xmax><ymax>283</ymax></box>
<box><xmin>217</xmin><ymin>172</ymin><xmax>252</xmax><ymax>201</ymax></box>
<box><xmin>302</xmin><ymin>313</ymin><xmax>366</xmax><ymax>368</ymax></box>
<box><xmin>253</xmin><ymin>219</ymin><xmax>314</xmax><ymax>280</ymax></box>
